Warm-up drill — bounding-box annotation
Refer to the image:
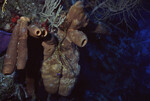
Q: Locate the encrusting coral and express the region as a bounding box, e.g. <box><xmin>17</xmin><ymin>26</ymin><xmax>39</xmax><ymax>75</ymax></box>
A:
<box><xmin>41</xmin><ymin>1</ymin><xmax>89</xmax><ymax>96</ymax></box>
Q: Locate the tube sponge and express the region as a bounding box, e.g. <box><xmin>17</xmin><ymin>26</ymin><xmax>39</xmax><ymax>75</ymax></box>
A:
<box><xmin>28</xmin><ymin>25</ymin><xmax>41</xmax><ymax>38</ymax></box>
<box><xmin>17</xmin><ymin>17</ymin><xmax>30</xmax><ymax>70</ymax></box>
<box><xmin>3</xmin><ymin>24</ymin><xmax>19</xmax><ymax>74</ymax></box>
<box><xmin>3</xmin><ymin>17</ymin><xmax>30</xmax><ymax>74</ymax></box>
<box><xmin>68</xmin><ymin>29</ymin><xmax>87</xmax><ymax>47</ymax></box>
<box><xmin>41</xmin><ymin>1</ymin><xmax>89</xmax><ymax>96</ymax></box>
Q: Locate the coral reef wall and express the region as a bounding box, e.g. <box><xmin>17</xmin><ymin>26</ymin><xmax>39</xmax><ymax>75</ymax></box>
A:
<box><xmin>0</xmin><ymin>0</ymin><xmax>150</xmax><ymax>101</ymax></box>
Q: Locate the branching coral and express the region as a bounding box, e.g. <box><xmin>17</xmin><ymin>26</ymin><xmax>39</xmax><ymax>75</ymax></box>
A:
<box><xmin>90</xmin><ymin>0</ymin><xmax>141</xmax><ymax>17</ymax></box>
<box><xmin>2</xmin><ymin>0</ymin><xmax>7</xmax><ymax>13</ymax></box>
<box><xmin>40</xmin><ymin>0</ymin><xmax>66</xmax><ymax>29</ymax></box>
<box><xmin>87</xmin><ymin>0</ymin><xmax>141</xmax><ymax>30</ymax></box>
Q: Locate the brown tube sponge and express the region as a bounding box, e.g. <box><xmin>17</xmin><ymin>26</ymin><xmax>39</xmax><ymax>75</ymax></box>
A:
<box><xmin>28</xmin><ymin>25</ymin><xmax>41</xmax><ymax>38</ymax></box>
<box><xmin>17</xmin><ymin>39</ymin><xmax>28</xmax><ymax>70</ymax></box>
<box><xmin>41</xmin><ymin>1</ymin><xmax>89</xmax><ymax>96</ymax></box>
<box><xmin>17</xmin><ymin>17</ymin><xmax>30</xmax><ymax>70</ymax></box>
<box><xmin>67</xmin><ymin>29</ymin><xmax>88</xmax><ymax>47</ymax></box>
<box><xmin>42</xmin><ymin>63</ymin><xmax>61</xmax><ymax>94</ymax></box>
<box><xmin>42</xmin><ymin>34</ymin><xmax>57</xmax><ymax>61</ymax></box>
<box><xmin>3</xmin><ymin>24</ymin><xmax>20</xmax><ymax>74</ymax></box>
<box><xmin>3</xmin><ymin>17</ymin><xmax>30</xmax><ymax>74</ymax></box>
<box><xmin>42</xmin><ymin>34</ymin><xmax>59</xmax><ymax>94</ymax></box>
<box><xmin>66</xmin><ymin>1</ymin><xmax>84</xmax><ymax>23</ymax></box>
<box><xmin>59</xmin><ymin>1</ymin><xmax>88</xmax><ymax>30</ymax></box>
<box><xmin>66</xmin><ymin>1</ymin><xmax>89</xmax><ymax>30</ymax></box>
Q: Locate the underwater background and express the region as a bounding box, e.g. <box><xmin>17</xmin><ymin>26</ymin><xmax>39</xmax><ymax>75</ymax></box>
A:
<box><xmin>0</xmin><ymin>0</ymin><xmax>150</xmax><ymax>101</ymax></box>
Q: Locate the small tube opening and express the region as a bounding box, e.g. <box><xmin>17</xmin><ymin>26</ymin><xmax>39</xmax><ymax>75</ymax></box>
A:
<box><xmin>3</xmin><ymin>72</ymin><xmax>10</xmax><ymax>75</ymax></box>
<box><xmin>41</xmin><ymin>30</ymin><xmax>47</xmax><ymax>37</ymax></box>
<box><xmin>36</xmin><ymin>30</ymin><xmax>41</xmax><ymax>36</ymax></box>
<box><xmin>81</xmin><ymin>39</ymin><xmax>87</xmax><ymax>47</ymax></box>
